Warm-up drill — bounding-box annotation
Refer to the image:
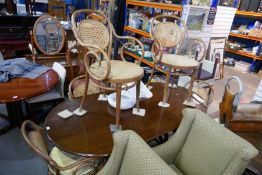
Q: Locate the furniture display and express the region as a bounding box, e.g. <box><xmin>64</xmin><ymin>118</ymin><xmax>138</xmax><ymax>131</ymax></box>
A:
<box><xmin>21</xmin><ymin>120</ymin><xmax>99</xmax><ymax>175</ymax></box>
<box><xmin>148</xmin><ymin>14</ymin><xmax>206</xmax><ymax>107</ymax></box>
<box><xmin>30</xmin><ymin>15</ymin><xmax>68</xmax><ymax>66</ymax></box>
<box><xmin>0</xmin><ymin>15</ymin><xmax>39</xmax><ymax>59</ymax></box>
<box><xmin>225</xmin><ymin>0</ymin><xmax>262</xmax><ymax>72</ymax></box>
<box><xmin>44</xmin><ymin>83</ymin><xmax>207</xmax><ymax>157</ymax></box>
<box><xmin>220</xmin><ymin>76</ymin><xmax>262</xmax><ymax>132</ymax></box>
<box><xmin>0</xmin><ymin>69</ymin><xmax>59</xmax><ymax>126</ymax></box>
<box><xmin>71</xmin><ymin>9</ymin><xmax>145</xmax><ymax>131</ymax></box>
<box><xmin>152</xmin><ymin>108</ymin><xmax>258</xmax><ymax>175</ymax></box>
<box><xmin>124</xmin><ymin>0</ymin><xmax>182</xmax><ymax>72</ymax></box>
<box><xmin>97</xmin><ymin>109</ymin><xmax>258</xmax><ymax>175</ymax></box>
<box><xmin>25</xmin><ymin>62</ymin><xmax>66</xmax><ymax>123</ymax></box>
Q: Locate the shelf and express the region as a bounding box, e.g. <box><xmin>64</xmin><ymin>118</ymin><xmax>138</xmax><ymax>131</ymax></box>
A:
<box><xmin>225</xmin><ymin>48</ymin><xmax>262</xmax><ymax>60</ymax></box>
<box><xmin>229</xmin><ymin>33</ymin><xmax>262</xmax><ymax>42</ymax></box>
<box><xmin>235</xmin><ymin>11</ymin><xmax>262</xmax><ymax>18</ymax></box>
<box><xmin>125</xmin><ymin>51</ymin><xmax>166</xmax><ymax>73</ymax></box>
<box><xmin>126</xmin><ymin>0</ymin><xmax>182</xmax><ymax>11</ymax></box>
<box><xmin>124</xmin><ymin>26</ymin><xmax>151</xmax><ymax>38</ymax></box>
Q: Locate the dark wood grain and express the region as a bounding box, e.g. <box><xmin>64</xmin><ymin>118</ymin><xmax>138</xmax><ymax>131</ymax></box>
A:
<box><xmin>45</xmin><ymin>83</ymin><xmax>188</xmax><ymax>157</ymax></box>
<box><xmin>0</xmin><ymin>69</ymin><xmax>59</xmax><ymax>103</ymax></box>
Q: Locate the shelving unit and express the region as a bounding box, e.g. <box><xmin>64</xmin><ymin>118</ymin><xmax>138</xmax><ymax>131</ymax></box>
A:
<box><xmin>225</xmin><ymin>48</ymin><xmax>262</xmax><ymax>60</ymax></box>
<box><xmin>124</xmin><ymin>0</ymin><xmax>182</xmax><ymax>70</ymax></box>
<box><xmin>229</xmin><ymin>33</ymin><xmax>262</xmax><ymax>42</ymax></box>
<box><xmin>126</xmin><ymin>0</ymin><xmax>182</xmax><ymax>11</ymax></box>
<box><xmin>225</xmin><ymin>7</ymin><xmax>262</xmax><ymax>72</ymax></box>
<box><xmin>124</xmin><ymin>26</ymin><xmax>150</xmax><ymax>38</ymax></box>
<box><xmin>235</xmin><ymin>10</ymin><xmax>262</xmax><ymax>18</ymax></box>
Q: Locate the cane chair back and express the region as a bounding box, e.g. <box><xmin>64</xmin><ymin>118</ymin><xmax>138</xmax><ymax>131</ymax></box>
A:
<box><xmin>78</xmin><ymin>19</ymin><xmax>110</xmax><ymax>51</ymax></box>
<box><xmin>151</xmin><ymin>15</ymin><xmax>185</xmax><ymax>48</ymax></box>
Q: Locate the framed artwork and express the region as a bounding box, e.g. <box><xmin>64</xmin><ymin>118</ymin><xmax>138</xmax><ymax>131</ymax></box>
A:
<box><xmin>192</xmin><ymin>0</ymin><xmax>211</xmax><ymax>6</ymax></box>
<box><xmin>208</xmin><ymin>37</ymin><xmax>226</xmax><ymax>62</ymax></box>
<box><xmin>185</xmin><ymin>6</ymin><xmax>209</xmax><ymax>31</ymax></box>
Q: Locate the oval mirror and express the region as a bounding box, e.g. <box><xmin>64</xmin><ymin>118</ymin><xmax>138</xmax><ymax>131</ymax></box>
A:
<box><xmin>33</xmin><ymin>15</ymin><xmax>65</xmax><ymax>54</ymax></box>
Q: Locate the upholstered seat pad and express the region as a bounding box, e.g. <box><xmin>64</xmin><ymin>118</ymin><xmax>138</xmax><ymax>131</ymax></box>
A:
<box><xmin>26</xmin><ymin>89</ymin><xmax>62</xmax><ymax>103</ymax></box>
<box><xmin>169</xmin><ymin>164</ymin><xmax>183</xmax><ymax>175</ymax></box>
<box><xmin>71</xmin><ymin>79</ymin><xmax>100</xmax><ymax>98</ymax></box>
<box><xmin>90</xmin><ymin>60</ymin><xmax>144</xmax><ymax>83</ymax></box>
<box><xmin>157</xmin><ymin>54</ymin><xmax>199</xmax><ymax>69</ymax></box>
<box><xmin>49</xmin><ymin>147</ymin><xmax>95</xmax><ymax>175</ymax></box>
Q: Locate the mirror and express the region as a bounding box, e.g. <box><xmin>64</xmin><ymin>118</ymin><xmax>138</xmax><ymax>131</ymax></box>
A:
<box><xmin>33</xmin><ymin>15</ymin><xmax>65</xmax><ymax>54</ymax></box>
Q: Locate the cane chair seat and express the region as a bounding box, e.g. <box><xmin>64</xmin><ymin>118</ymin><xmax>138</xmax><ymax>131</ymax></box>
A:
<box><xmin>156</xmin><ymin>54</ymin><xmax>199</xmax><ymax>68</ymax></box>
<box><xmin>49</xmin><ymin>147</ymin><xmax>95</xmax><ymax>175</ymax></box>
<box><xmin>90</xmin><ymin>60</ymin><xmax>144</xmax><ymax>83</ymax></box>
<box><xmin>71</xmin><ymin>78</ymin><xmax>100</xmax><ymax>98</ymax></box>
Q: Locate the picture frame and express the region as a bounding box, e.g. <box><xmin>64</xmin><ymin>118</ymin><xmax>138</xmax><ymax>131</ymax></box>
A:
<box><xmin>185</xmin><ymin>6</ymin><xmax>209</xmax><ymax>31</ymax></box>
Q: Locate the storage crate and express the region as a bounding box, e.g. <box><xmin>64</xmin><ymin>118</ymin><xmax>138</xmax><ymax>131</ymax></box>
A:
<box><xmin>235</xmin><ymin>61</ymin><xmax>251</xmax><ymax>73</ymax></box>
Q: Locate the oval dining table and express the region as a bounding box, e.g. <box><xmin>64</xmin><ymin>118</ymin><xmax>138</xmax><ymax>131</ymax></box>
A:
<box><xmin>0</xmin><ymin>69</ymin><xmax>59</xmax><ymax>126</ymax></box>
<box><xmin>45</xmin><ymin>83</ymin><xmax>206</xmax><ymax>158</ymax></box>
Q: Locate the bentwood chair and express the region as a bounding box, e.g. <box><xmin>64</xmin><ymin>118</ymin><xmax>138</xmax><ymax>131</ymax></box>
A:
<box><xmin>97</xmin><ymin>109</ymin><xmax>258</xmax><ymax>175</ymax></box>
<box><xmin>21</xmin><ymin>120</ymin><xmax>99</xmax><ymax>175</ymax></box>
<box><xmin>148</xmin><ymin>14</ymin><xmax>206</xmax><ymax>107</ymax></box>
<box><xmin>71</xmin><ymin>9</ymin><xmax>144</xmax><ymax>130</ymax></box>
<box><xmin>66</xmin><ymin>45</ymin><xmax>100</xmax><ymax>100</ymax></box>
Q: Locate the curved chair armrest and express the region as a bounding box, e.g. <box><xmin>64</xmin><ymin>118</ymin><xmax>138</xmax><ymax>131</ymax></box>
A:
<box><xmin>153</xmin><ymin>109</ymin><xmax>196</xmax><ymax>164</ymax></box>
<box><xmin>68</xmin><ymin>75</ymin><xmax>86</xmax><ymax>100</ymax></box>
<box><xmin>112</xmin><ymin>28</ymin><xmax>145</xmax><ymax>64</ymax></box>
<box><xmin>151</xmin><ymin>40</ymin><xmax>164</xmax><ymax>64</ymax></box>
<box><xmin>188</xmin><ymin>38</ymin><xmax>207</xmax><ymax>63</ymax></box>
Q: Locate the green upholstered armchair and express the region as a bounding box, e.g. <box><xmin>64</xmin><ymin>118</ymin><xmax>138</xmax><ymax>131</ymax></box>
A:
<box><xmin>153</xmin><ymin>108</ymin><xmax>259</xmax><ymax>175</ymax></box>
<box><xmin>97</xmin><ymin>108</ymin><xmax>258</xmax><ymax>175</ymax></box>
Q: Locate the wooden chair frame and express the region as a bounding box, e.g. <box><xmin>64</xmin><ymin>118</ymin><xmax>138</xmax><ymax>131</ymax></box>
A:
<box><xmin>71</xmin><ymin>9</ymin><xmax>144</xmax><ymax>129</ymax></box>
<box><xmin>21</xmin><ymin>120</ymin><xmax>98</xmax><ymax>175</ymax></box>
<box><xmin>148</xmin><ymin>14</ymin><xmax>206</xmax><ymax>104</ymax></box>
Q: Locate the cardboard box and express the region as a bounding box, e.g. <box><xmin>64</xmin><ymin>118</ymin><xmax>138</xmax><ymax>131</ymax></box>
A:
<box><xmin>235</xmin><ymin>61</ymin><xmax>251</xmax><ymax>73</ymax></box>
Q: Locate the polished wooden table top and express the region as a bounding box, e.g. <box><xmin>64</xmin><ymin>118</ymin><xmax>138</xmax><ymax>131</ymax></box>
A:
<box><xmin>0</xmin><ymin>69</ymin><xmax>59</xmax><ymax>103</ymax></box>
<box><xmin>45</xmin><ymin>83</ymin><xmax>189</xmax><ymax>157</ymax></box>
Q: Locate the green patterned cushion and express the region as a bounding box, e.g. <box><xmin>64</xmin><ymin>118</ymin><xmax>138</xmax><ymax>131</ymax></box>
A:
<box><xmin>174</xmin><ymin>109</ymin><xmax>258</xmax><ymax>175</ymax></box>
<box><xmin>118</xmin><ymin>131</ymin><xmax>177</xmax><ymax>175</ymax></box>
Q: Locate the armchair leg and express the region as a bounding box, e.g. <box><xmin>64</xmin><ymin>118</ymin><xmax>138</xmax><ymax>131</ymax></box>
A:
<box><xmin>147</xmin><ymin>65</ymin><xmax>155</xmax><ymax>87</ymax></box>
<box><xmin>115</xmin><ymin>83</ymin><xmax>122</xmax><ymax>128</ymax></box>
<box><xmin>136</xmin><ymin>80</ymin><xmax>140</xmax><ymax>112</ymax></box>
<box><xmin>80</xmin><ymin>72</ymin><xmax>90</xmax><ymax>111</ymax></box>
<box><xmin>187</xmin><ymin>69</ymin><xmax>196</xmax><ymax>101</ymax></box>
<box><xmin>163</xmin><ymin>71</ymin><xmax>171</xmax><ymax>104</ymax></box>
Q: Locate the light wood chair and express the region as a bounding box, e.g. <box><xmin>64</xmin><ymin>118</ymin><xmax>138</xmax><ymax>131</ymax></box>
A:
<box><xmin>21</xmin><ymin>120</ymin><xmax>99</xmax><ymax>175</ymax></box>
<box><xmin>71</xmin><ymin>9</ymin><xmax>144</xmax><ymax>131</ymax></box>
<box><xmin>148</xmin><ymin>14</ymin><xmax>206</xmax><ymax>107</ymax></box>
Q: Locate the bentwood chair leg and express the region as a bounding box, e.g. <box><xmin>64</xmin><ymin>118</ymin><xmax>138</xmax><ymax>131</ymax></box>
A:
<box><xmin>147</xmin><ymin>65</ymin><xmax>156</xmax><ymax>87</ymax></box>
<box><xmin>136</xmin><ymin>80</ymin><xmax>141</xmax><ymax>112</ymax></box>
<box><xmin>80</xmin><ymin>72</ymin><xmax>90</xmax><ymax>110</ymax></box>
<box><xmin>115</xmin><ymin>83</ymin><xmax>122</xmax><ymax>128</ymax></box>
<box><xmin>163</xmin><ymin>71</ymin><xmax>171</xmax><ymax>104</ymax></box>
<box><xmin>187</xmin><ymin>69</ymin><xmax>196</xmax><ymax>101</ymax></box>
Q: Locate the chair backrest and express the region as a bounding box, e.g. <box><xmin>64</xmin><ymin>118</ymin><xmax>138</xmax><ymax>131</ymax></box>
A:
<box><xmin>52</xmin><ymin>62</ymin><xmax>66</xmax><ymax>98</ymax></box>
<box><xmin>97</xmin><ymin>130</ymin><xmax>175</xmax><ymax>175</ymax></box>
<box><xmin>71</xmin><ymin>9</ymin><xmax>113</xmax><ymax>56</ymax></box>
<box><xmin>174</xmin><ymin>108</ymin><xmax>258</xmax><ymax>175</ymax></box>
<box><xmin>150</xmin><ymin>14</ymin><xmax>185</xmax><ymax>48</ymax></box>
<box><xmin>21</xmin><ymin>120</ymin><xmax>58</xmax><ymax>170</ymax></box>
